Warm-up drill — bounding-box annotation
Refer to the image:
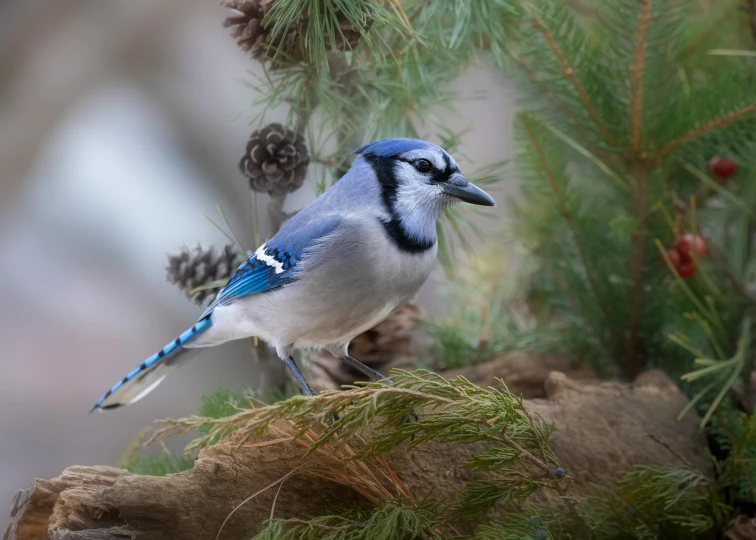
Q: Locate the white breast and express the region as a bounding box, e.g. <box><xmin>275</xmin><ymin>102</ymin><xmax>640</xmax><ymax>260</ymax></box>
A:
<box><xmin>195</xmin><ymin>217</ymin><xmax>437</xmax><ymax>351</ymax></box>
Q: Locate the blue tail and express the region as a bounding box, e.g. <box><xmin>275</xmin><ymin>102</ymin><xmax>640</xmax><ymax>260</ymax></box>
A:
<box><xmin>92</xmin><ymin>316</ymin><xmax>213</xmax><ymax>412</ymax></box>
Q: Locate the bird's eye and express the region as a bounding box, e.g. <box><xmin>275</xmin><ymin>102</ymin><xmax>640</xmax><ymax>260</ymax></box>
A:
<box><xmin>413</xmin><ymin>159</ymin><xmax>432</xmax><ymax>173</ymax></box>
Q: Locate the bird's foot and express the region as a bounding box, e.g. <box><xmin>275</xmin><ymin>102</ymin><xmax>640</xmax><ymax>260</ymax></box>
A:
<box><xmin>402</xmin><ymin>410</ymin><xmax>419</xmax><ymax>424</ymax></box>
<box><xmin>324</xmin><ymin>412</ymin><xmax>341</xmax><ymax>427</ymax></box>
<box><xmin>400</xmin><ymin>410</ymin><xmax>419</xmax><ymax>441</ymax></box>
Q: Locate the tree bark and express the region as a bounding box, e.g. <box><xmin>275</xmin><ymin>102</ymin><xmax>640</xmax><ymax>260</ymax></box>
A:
<box><xmin>5</xmin><ymin>369</ymin><xmax>711</xmax><ymax>540</ymax></box>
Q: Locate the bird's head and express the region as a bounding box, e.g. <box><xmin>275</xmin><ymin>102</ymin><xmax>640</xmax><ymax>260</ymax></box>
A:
<box><xmin>355</xmin><ymin>138</ymin><xmax>496</xmax><ymax>211</ymax></box>
<box><xmin>352</xmin><ymin>138</ymin><xmax>495</xmax><ymax>252</ymax></box>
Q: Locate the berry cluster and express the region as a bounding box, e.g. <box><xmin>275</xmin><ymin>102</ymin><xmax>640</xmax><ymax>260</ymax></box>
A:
<box><xmin>665</xmin><ymin>234</ymin><xmax>707</xmax><ymax>279</ymax></box>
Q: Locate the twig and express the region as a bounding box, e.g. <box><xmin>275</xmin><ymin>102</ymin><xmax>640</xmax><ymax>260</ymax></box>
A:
<box><xmin>215</xmin><ymin>467</ymin><xmax>304</xmax><ymax>540</ymax></box>
<box><xmin>656</xmin><ymin>103</ymin><xmax>756</xmax><ymax>160</ymax></box>
<box><xmin>519</xmin><ymin>113</ymin><xmax>613</xmax><ymax>329</ymax></box>
<box><xmin>631</xmin><ymin>0</ymin><xmax>652</xmax><ymax>154</ymax></box>
<box><xmin>624</xmin><ymin>1</ymin><xmax>655</xmax><ymax>376</ymax></box>
<box><xmin>625</xmin><ymin>163</ymin><xmax>648</xmax><ymax>377</ymax></box>
<box><xmin>501</xmin><ymin>432</ymin><xmax>551</xmax><ymax>476</ymax></box>
<box><xmin>269</xmin><ymin>474</ymin><xmax>288</xmax><ymax>520</ymax></box>
<box><xmin>523</xmin><ymin>407</ymin><xmax>549</xmax><ymax>464</ymax></box>
<box><xmin>647</xmin><ymin>433</ymin><xmax>695</xmax><ymax>469</ymax></box>
<box><xmin>527</xmin><ymin>5</ymin><xmax>615</xmax><ymax>146</ymax></box>
<box><xmin>266</xmin><ymin>193</ymin><xmax>287</xmax><ymax>239</ymax></box>
<box><xmin>265</xmin><ymin>81</ymin><xmax>317</xmax><ymax>239</ymax></box>
<box><xmin>285</xmin><ymin>518</ymin><xmax>363</xmax><ymax>532</ymax></box>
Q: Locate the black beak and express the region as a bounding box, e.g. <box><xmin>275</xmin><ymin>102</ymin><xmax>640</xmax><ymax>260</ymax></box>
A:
<box><xmin>442</xmin><ymin>174</ymin><xmax>496</xmax><ymax>206</ymax></box>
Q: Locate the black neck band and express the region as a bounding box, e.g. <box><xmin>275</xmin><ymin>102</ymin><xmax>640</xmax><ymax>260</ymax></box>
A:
<box><xmin>363</xmin><ymin>155</ymin><xmax>436</xmax><ymax>254</ymax></box>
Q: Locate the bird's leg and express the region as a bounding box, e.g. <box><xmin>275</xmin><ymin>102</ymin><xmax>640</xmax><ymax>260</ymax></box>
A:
<box><xmin>338</xmin><ymin>354</ymin><xmax>391</xmax><ymax>383</ymax></box>
<box><xmin>283</xmin><ymin>354</ymin><xmax>339</xmax><ymax>427</ymax></box>
<box><xmin>328</xmin><ymin>345</ymin><xmax>415</xmax><ymax>430</ymax></box>
<box><xmin>283</xmin><ymin>356</ymin><xmax>316</xmax><ymax>396</ymax></box>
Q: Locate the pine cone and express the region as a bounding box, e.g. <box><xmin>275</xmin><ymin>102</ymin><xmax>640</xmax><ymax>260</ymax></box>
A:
<box><xmin>727</xmin><ymin>515</ymin><xmax>756</xmax><ymax>540</ymax></box>
<box><xmin>240</xmin><ymin>123</ymin><xmax>309</xmax><ymax>196</ymax></box>
<box><xmin>166</xmin><ymin>244</ymin><xmax>246</xmax><ymax>306</ymax></box>
<box><xmin>221</xmin><ymin>0</ymin><xmax>366</xmax><ymax>65</ymax></box>
<box><xmin>309</xmin><ymin>302</ymin><xmax>423</xmax><ymax>390</ymax></box>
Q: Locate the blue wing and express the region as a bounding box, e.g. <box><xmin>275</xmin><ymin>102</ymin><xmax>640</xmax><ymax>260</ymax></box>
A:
<box><xmin>203</xmin><ymin>213</ymin><xmax>342</xmax><ymax>314</ymax></box>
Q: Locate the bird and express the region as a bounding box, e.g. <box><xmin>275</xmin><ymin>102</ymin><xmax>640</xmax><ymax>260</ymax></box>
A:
<box><xmin>92</xmin><ymin>137</ymin><xmax>495</xmax><ymax>411</ymax></box>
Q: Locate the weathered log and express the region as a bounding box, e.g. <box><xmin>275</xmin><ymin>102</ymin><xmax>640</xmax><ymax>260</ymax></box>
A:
<box><xmin>5</xmin><ymin>370</ymin><xmax>711</xmax><ymax>540</ymax></box>
<box><xmin>442</xmin><ymin>351</ymin><xmax>598</xmax><ymax>398</ymax></box>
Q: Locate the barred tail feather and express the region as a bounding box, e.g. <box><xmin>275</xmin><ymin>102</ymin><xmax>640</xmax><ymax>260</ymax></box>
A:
<box><xmin>91</xmin><ymin>316</ymin><xmax>213</xmax><ymax>412</ymax></box>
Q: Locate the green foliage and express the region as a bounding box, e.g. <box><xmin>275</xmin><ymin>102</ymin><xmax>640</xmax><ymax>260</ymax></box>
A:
<box><xmin>252</xmin><ymin>500</ymin><xmax>439</xmax><ymax>540</ymax></box>
<box><xmin>490</xmin><ymin>0</ymin><xmax>756</xmax><ymax>391</ymax></box>
<box><xmin>425</xmin><ymin>248</ymin><xmax>549</xmax><ymax>369</ymax></box>
<box><xmin>613</xmin><ymin>465</ymin><xmax>718</xmax><ymax>534</ymax></box>
<box><xmin>121</xmin><ymin>386</ymin><xmax>288</xmax><ymax>476</ymax></box>
<box><xmin>476</xmin><ymin>465</ymin><xmax>722</xmax><ymax>540</ymax></box>
<box><xmin>476</xmin><ymin>512</ymin><xmax>553</xmax><ymax>540</ymax></box>
<box><xmin>714</xmin><ymin>408</ymin><xmax>756</xmax><ymax>504</ymax></box>
<box><xmin>151</xmin><ymin>369</ymin><xmax>568</xmax><ymax>527</ymax></box>
<box><xmin>265</xmin><ymin>0</ymin><xmax>394</xmax><ymax>68</ymax></box>
<box><xmin>564</xmin><ymin>465</ymin><xmax>722</xmax><ymax>540</ymax></box>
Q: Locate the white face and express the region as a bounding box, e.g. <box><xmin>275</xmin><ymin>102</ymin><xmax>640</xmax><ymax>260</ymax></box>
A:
<box><xmin>391</xmin><ymin>146</ymin><xmax>461</xmax><ymax>209</ymax></box>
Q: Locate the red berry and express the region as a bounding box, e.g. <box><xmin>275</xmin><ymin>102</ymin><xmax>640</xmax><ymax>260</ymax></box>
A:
<box><xmin>708</xmin><ymin>156</ymin><xmax>738</xmax><ymax>179</ymax></box>
<box><xmin>665</xmin><ymin>248</ymin><xmax>681</xmax><ymax>267</ymax></box>
<box><xmin>675</xmin><ymin>234</ymin><xmax>707</xmax><ymax>258</ymax></box>
<box><xmin>676</xmin><ymin>259</ymin><xmax>697</xmax><ymax>279</ymax></box>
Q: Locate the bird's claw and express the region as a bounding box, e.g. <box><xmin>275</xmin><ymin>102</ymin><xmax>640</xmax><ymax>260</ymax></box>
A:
<box><xmin>402</xmin><ymin>411</ymin><xmax>419</xmax><ymax>424</ymax></box>
<box><xmin>324</xmin><ymin>412</ymin><xmax>341</xmax><ymax>426</ymax></box>
<box><xmin>400</xmin><ymin>410</ymin><xmax>419</xmax><ymax>441</ymax></box>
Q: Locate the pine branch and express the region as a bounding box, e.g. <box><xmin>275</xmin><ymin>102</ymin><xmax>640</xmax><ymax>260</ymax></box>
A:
<box><xmin>519</xmin><ymin>113</ymin><xmax>613</xmax><ymax>333</ymax></box>
<box><xmin>656</xmin><ymin>103</ymin><xmax>756</xmax><ymax>160</ymax></box>
<box><xmin>266</xmin><ymin>84</ymin><xmax>317</xmax><ymax>238</ymax></box>
<box><xmin>526</xmin><ymin>3</ymin><xmax>615</xmax><ymax>146</ymax></box>
<box><xmin>625</xmin><ymin>163</ymin><xmax>648</xmax><ymax>378</ymax></box>
<box><xmin>631</xmin><ymin>0</ymin><xmax>652</xmax><ymax>154</ymax></box>
<box><xmin>513</xmin><ymin>56</ymin><xmax>581</xmax><ymax>125</ymax></box>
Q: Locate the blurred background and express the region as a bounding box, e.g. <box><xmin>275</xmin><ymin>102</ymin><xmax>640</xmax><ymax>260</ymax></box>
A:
<box><xmin>0</xmin><ymin>0</ymin><xmax>517</xmax><ymax>521</ymax></box>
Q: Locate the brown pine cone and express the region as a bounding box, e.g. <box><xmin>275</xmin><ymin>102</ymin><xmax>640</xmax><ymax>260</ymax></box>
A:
<box><xmin>221</xmin><ymin>0</ymin><xmax>366</xmax><ymax>66</ymax></box>
<box><xmin>240</xmin><ymin>123</ymin><xmax>309</xmax><ymax>196</ymax></box>
<box><xmin>727</xmin><ymin>515</ymin><xmax>756</xmax><ymax>540</ymax></box>
<box><xmin>308</xmin><ymin>302</ymin><xmax>423</xmax><ymax>390</ymax></box>
<box><xmin>166</xmin><ymin>243</ymin><xmax>246</xmax><ymax>306</ymax></box>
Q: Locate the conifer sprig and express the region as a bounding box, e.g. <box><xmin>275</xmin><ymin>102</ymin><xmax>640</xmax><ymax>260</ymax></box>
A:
<box><xmin>519</xmin><ymin>112</ymin><xmax>611</xmax><ymax>329</ymax></box>
<box><xmin>148</xmin><ymin>370</ymin><xmax>566</xmax><ymax>521</ymax></box>
<box><xmin>524</xmin><ymin>2</ymin><xmax>614</xmax><ymax>146</ymax></box>
<box><xmin>252</xmin><ymin>500</ymin><xmax>440</xmax><ymax>540</ymax></box>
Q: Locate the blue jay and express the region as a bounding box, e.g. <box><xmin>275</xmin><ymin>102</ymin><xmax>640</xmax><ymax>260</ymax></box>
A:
<box><xmin>93</xmin><ymin>138</ymin><xmax>495</xmax><ymax>411</ymax></box>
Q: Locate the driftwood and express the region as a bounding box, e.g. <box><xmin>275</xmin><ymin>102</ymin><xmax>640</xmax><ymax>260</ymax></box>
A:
<box><xmin>5</xmin><ymin>367</ymin><xmax>711</xmax><ymax>540</ymax></box>
<box><xmin>442</xmin><ymin>351</ymin><xmax>598</xmax><ymax>398</ymax></box>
